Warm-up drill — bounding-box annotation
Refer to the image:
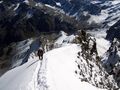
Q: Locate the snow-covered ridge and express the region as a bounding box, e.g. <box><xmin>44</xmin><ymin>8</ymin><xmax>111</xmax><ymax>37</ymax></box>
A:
<box><xmin>0</xmin><ymin>43</ymin><xmax>105</xmax><ymax>90</ymax></box>
<box><xmin>0</xmin><ymin>30</ymin><xmax>119</xmax><ymax>90</ymax></box>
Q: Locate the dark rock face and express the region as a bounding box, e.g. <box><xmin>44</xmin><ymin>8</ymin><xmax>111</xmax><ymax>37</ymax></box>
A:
<box><xmin>37</xmin><ymin>0</ymin><xmax>101</xmax><ymax>16</ymax></box>
<box><xmin>106</xmin><ymin>20</ymin><xmax>120</xmax><ymax>41</ymax></box>
<box><xmin>101</xmin><ymin>39</ymin><xmax>120</xmax><ymax>88</ymax></box>
<box><xmin>0</xmin><ymin>1</ymin><xmax>78</xmax><ymax>48</ymax></box>
<box><xmin>36</xmin><ymin>0</ymin><xmax>120</xmax><ymax>28</ymax></box>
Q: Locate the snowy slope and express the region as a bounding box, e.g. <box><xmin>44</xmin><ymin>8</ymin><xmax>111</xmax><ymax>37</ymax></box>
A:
<box><xmin>88</xmin><ymin>0</ymin><xmax>120</xmax><ymax>27</ymax></box>
<box><xmin>54</xmin><ymin>31</ymin><xmax>75</xmax><ymax>48</ymax></box>
<box><xmin>0</xmin><ymin>44</ymin><xmax>105</xmax><ymax>90</ymax></box>
<box><xmin>46</xmin><ymin>44</ymin><xmax>103</xmax><ymax>90</ymax></box>
<box><xmin>11</xmin><ymin>38</ymin><xmax>41</xmax><ymax>68</ymax></box>
<box><xmin>87</xmin><ymin>30</ymin><xmax>110</xmax><ymax>56</ymax></box>
<box><xmin>0</xmin><ymin>53</ymin><xmax>40</xmax><ymax>90</ymax></box>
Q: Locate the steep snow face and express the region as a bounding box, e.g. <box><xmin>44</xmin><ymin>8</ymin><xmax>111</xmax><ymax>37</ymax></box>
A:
<box><xmin>87</xmin><ymin>30</ymin><xmax>110</xmax><ymax>57</ymax></box>
<box><xmin>0</xmin><ymin>53</ymin><xmax>40</xmax><ymax>90</ymax></box>
<box><xmin>96</xmin><ymin>38</ymin><xmax>110</xmax><ymax>56</ymax></box>
<box><xmin>11</xmin><ymin>38</ymin><xmax>41</xmax><ymax>68</ymax></box>
<box><xmin>54</xmin><ymin>31</ymin><xmax>75</xmax><ymax>48</ymax></box>
<box><xmin>11</xmin><ymin>39</ymin><xmax>33</xmax><ymax>68</ymax></box>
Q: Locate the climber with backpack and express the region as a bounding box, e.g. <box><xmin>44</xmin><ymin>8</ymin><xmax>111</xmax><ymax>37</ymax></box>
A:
<box><xmin>37</xmin><ymin>48</ymin><xmax>44</xmax><ymax>60</ymax></box>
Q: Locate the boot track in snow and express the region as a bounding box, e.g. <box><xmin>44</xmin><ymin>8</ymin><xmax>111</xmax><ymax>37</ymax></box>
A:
<box><xmin>37</xmin><ymin>56</ymin><xmax>48</xmax><ymax>90</ymax></box>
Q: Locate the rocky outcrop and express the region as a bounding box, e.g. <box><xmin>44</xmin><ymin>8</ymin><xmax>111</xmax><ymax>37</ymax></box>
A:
<box><xmin>102</xmin><ymin>38</ymin><xmax>120</xmax><ymax>87</ymax></box>
<box><xmin>38</xmin><ymin>0</ymin><xmax>101</xmax><ymax>15</ymax></box>
<box><xmin>75</xmin><ymin>31</ymin><xmax>119</xmax><ymax>89</ymax></box>
<box><xmin>106</xmin><ymin>20</ymin><xmax>120</xmax><ymax>41</ymax></box>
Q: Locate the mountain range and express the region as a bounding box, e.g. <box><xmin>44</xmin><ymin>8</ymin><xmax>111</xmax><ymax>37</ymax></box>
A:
<box><xmin>0</xmin><ymin>0</ymin><xmax>120</xmax><ymax>90</ymax></box>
